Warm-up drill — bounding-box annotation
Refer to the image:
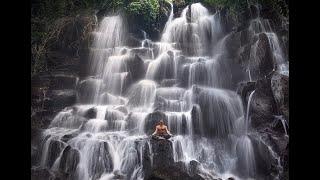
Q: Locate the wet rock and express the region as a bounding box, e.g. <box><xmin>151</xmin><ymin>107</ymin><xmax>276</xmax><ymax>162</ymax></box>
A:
<box><xmin>271</xmin><ymin>72</ymin><xmax>289</xmax><ymax>119</ymax></box>
<box><xmin>191</xmin><ymin>86</ymin><xmax>243</xmax><ymax>138</ymax></box>
<box><xmin>101</xmin><ymin>93</ymin><xmax>126</xmax><ymax>105</ymax></box>
<box><xmin>126</xmin><ymin>54</ymin><xmax>145</xmax><ymax>82</ymax></box>
<box><xmin>224</xmin><ymin>32</ymin><xmax>241</xmax><ymax>58</ymax></box>
<box><xmin>84</xmin><ymin>107</ymin><xmax>97</xmax><ymax>119</ymax></box>
<box><xmin>142</xmin><ymin>141</ymin><xmax>152</xmax><ymax>178</ymax></box>
<box><xmin>131</xmin><ymin>47</ymin><xmax>154</xmax><ymax>60</ymax></box>
<box><xmin>174</xmin><ymin>141</ymin><xmax>184</xmax><ymax>161</ymax></box>
<box><xmin>77</xmin><ymin>78</ymin><xmax>100</xmax><ymax>104</ymax></box>
<box><xmin>150</xmin><ymin>52</ymin><xmax>176</xmax><ymax>82</ymax></box>
<box><xmin>249</xmin><ymin>33</ymin><xmax>275</xmax><ymax>79</ymax></box>
<box><xmin>144</xmin><ymin>138</ymin><xmax>205</xmax><ymax>180</ymax></box>
<box><xmin>236</xmin><ymin>81</ymin><xmax>256</xmax><ymax>107</ymax></box>
<box><xmin>31</xmin><ymin>110</ymin><xmax>55</xmax><ymax>130</ymax></box>
<box><xmin>115</xmin><ymin>105</ymin><xmax>128</xmax><ymax>115</ymax></box>
<box><xmin>31</xmin><ymin>167</ymin><xmax>55</xmax><ymax>180</ymax></box>
<box><xmin>45</xmin><ymin>90</ymin><xmax>77</xmax><ymax>110</ymax></box>
<box><xmin>59</xmin><ymin>146</ymin><xmax>80</xmax><ymax>176</ymax></box>
<box><xmin>47</xmin><ymin>140</ymin><xmax>66</xmax><ymax>168</ymax></box>
<box><xmin>113</xmin><ymin>170</ymin><xmax>126</xmax><ymax>179</ymax></box>
<box><xmin>250</xmin><ymin>78</ymin><xmax>278</xmax><ymax>128</ymax></box>
<box><xmin>179</xmin><ymin>63</ymin><xmax>190</xmax><ymax>88</ymax></box>
<box><xmin>238</xmin><ymin>43</ymin><xmax>252</xmax><ymax>67</ymax></box>
<box><xmin>61</xmin><ymin>130</ymin><xmax>80</xmax><ymax>142</ymax></box>
<box><xmin>144</xmin><ymin>111</ymin><xmax>168</xmax><ymax>135</ymax></box>
<box><xmin>271</xmin><ymin>115</ymin><xmax>288</xmax><ymax>134</ymax></box>
<box><xmin>150</xmin><ymin>138</ymin><xmax>174</xmax><ymax>169</ymax></box>
<box><xmin>49</xmin><ymin>72</ymin><xmax>78</xmax><ymax>90</ymax></box>
<box><xmin>88</xmin><ymin>142</ymin><xmax>114</xmax><ymax>179</ymax></box>
<box><xmin>31</xmin><ymin>145</ymin><xmax>39</xmax><ymax>166</ymax></box>
<box><xmin>249</xmin><ymin>132</ymin><xmax>287</xmax><ymax>178</ymax></box>
<box><xmin>160</xmin><ymin>79</ymin><xmax>178</xmax><ymax>87</ymax></box>
<box><xmin>127</xmin><ymin>34</ymin><xmax>142</xmax><ymax>47</ymax></box>
<box><xmin>154</xmin><ymin>96</ymin><xmax>185</xmax><ymax>113</ymax></box>
<box><xmin>191</xmin><ymin>105</ymin><xmax>202</xmax><ymax>136</ymax></box>
<box><xmin>188</xmin><ymin>160</ymin><xmax>201</xmax><ymax>177</ymax></box>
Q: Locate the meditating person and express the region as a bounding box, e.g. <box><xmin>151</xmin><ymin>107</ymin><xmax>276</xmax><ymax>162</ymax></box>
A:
<box><xmin>152</xmin><ymin>119</ymin><xmax>172</xmax><ymax>139</ymax></box>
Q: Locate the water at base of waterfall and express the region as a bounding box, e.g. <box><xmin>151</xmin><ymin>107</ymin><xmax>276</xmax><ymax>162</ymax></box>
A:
<box><xmin>36</xmin><ymin>3</ymin><xmax>288</xmax><ymax>180</ymax></box>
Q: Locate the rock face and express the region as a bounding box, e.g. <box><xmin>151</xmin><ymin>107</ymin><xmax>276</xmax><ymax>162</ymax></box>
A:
<box><xmin>59</xmin><ymin>146</ymin><xmax>80</xmax><ymax>177</ymax></box>
<box><xmin>125</xmin><ymin>54</ymin><xmax>146</xmax><ymax>84</ymax></box>
<box><xmin>250</xmin><ymin>78</ymin><xmax>278</xmax><ymax>128</ymax></box>
<box><xmin>143</xmin><ymin>138</ymin><xmax>207</xmax><ymax>180</ymax></box>
<box><xmin>46</xmin><ymin>140</ymin><xmax>66</xmax><ymax>168</ymax></box>
<box><xmin>236</xmin><ymin>81</ymin><xmax>256</xmax><ymax>107</ymax></box>
<box><xmin>45</xmin><ymin>90</ymin><xmax>77</xmax><ymax>110</ymax></box>
<box><xmin>150</xmin><ymin>138</ymin><xmax>174</xmax><ymax>169</ymax></box>
<box><xmin>271</xmin><ymin>72</ymin><xmax>289</xmax><ymax>120</ymax></box>
<box><xmin>31</xmin><ymin>167</ymin><xmax>55</xmax><ymax>180</ymax></box>
<box><xmin>250</xmin><ymin>33</ymin><xmax>275</xmax><ymax>79</ymax></box>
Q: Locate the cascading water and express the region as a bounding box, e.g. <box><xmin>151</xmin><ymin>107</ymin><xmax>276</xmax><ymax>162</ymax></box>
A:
<box><xmin>36</xmin><ymin>2</ymin><xmax>287</xmax><ymax>180</ymax></box>
<box><xmin>248</xmin><ymin>7</ymin><xmax>289</xmax><ymax>79</ymax></box>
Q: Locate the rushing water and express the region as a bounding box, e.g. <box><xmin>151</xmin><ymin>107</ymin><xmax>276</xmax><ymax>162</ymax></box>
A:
<box><xmin>36</xmin><ymin>3</ymin><xmax>288</xmax><ymax>180</ymax></box>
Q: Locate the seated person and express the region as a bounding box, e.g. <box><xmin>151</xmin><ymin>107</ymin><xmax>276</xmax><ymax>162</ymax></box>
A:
<box><xmin>152</xmin><ymin>119</ymin><xmax>172</xmax><ymax>139</ymax></box>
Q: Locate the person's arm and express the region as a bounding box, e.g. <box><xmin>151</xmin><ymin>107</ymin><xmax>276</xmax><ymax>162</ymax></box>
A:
<box><xmin>152</xmin><ymin>126</ymin><xmax>158</xmax><ymax>135</ymax></box>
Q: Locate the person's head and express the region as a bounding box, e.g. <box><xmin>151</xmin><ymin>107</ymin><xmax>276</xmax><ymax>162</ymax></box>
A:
<box><xmin>159</xmin><ymin>119</ymin><xmax>164</xmax><ymax>125</ymax></box>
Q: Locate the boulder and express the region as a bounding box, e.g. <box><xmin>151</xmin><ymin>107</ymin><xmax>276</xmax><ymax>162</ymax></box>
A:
<box><xmin>59</xmin><ymin>146</ymin><xmax>80</xmax><ymax>176</ymax></box>
<box><xmin>84</xmin><ymin>107</ymin><xmax>97</xmax><ymax>119</ymax></box>
<box><xmin>250</xmin><ymin>78</ymin><xmax>278</xmax><ymax>128</ymax></box>
<box><xmin>144</xmin><ymin>138</ymin><xmax>206</xmax><ymax>180</ymax></box>
<box><xmin>144</xmin><ymin>111</ymin><xmax>168</xmax><ymax>135</ymax></box>
<box><xmin>271</xmin><ymin>72</ymin><xmax>289</xmax><ymax>119</ymax></box>
<box><xmin>150</xmin><ymin>138</ymin><xmax>174</xmax><ymax>170</ymax></box>
<box><xmin>249</xmin><ymin>33</ymin><xmax>275</xmax><ymax>79</ymax></box>
<box><xmin>61</xmin><ymin>130</ymin><xmax>80</xmax><ymax>143</ymax></box>
<box><xmin>46</xmin><ymin>140</ymin><xmax>66</xmax><ymax>168</ymax></box>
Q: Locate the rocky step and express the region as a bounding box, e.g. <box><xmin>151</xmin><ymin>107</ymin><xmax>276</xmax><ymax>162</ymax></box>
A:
<box><xmin>143</xmin><ymin>137</ymin><xmax>220</xmax><ymax>180</ymax></box>
<box><xmin>154</xmin><ymin>95</ymin><xmax>188</xmax><ymax>112</ymax></box>
<box><xmin>156</xmin><ymin>87</ymin><xmax>186</xmax><ymax>100</ymax></box>
<box><xmin>160</xmin><ymin>78</ymin><xmax>179</xmax><ymax>87</ymax></box>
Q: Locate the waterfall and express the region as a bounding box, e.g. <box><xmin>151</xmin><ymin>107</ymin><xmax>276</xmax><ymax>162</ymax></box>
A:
<box><xmin>245</xmin><ymin>90</ymin><xmax>256</xmax><ymax>133</ymax></box>
<box><xmin>248</xmin><ymin>15</ymin><xmax>289</xmax><ymax>79</ymax></box>
<box><xmin>36</xmin><ymin>2</ymin><xmax>287</xmax><ymax>180</ymax></box>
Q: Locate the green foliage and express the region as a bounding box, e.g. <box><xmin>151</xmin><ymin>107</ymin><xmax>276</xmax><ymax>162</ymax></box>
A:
<box><xmin>125</xmin><ymin>0</ymin><xmax>160</xmax><ymax>30</ymax></box>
